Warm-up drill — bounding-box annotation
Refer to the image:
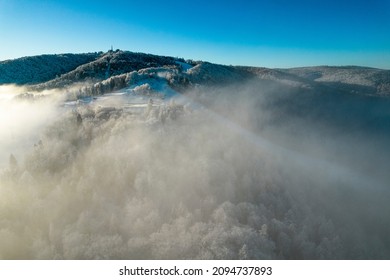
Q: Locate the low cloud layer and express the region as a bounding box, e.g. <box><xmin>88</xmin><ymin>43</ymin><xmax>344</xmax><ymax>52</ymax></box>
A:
<box><xmin>0</xmin><ymin>85</ymin><xmax>62</xmax><ymax>167</ymax></box>
<box><xmin>1</xmin><ymin>82</ymin><xmax>390</xmax><ymax>259</ymax></box>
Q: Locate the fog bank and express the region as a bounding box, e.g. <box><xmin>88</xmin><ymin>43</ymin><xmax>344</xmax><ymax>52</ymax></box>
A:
<box><xmin>1</xmin><ymin>82</ymin><xmax>390</xmax><ymax>259</ymax></box>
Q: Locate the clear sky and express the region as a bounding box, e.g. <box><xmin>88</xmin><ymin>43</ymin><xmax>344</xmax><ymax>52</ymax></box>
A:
<box><xmin>0</xmin><ymin>0</ymin><xmax>389</xmax><ymax>68</ymax></box>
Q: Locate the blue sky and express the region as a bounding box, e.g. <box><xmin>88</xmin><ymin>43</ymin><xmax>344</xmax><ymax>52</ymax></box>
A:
<box><xmin>0</xmin><ymin>0</ymin><xmax>389</xmax><ymax>68</ymax></box>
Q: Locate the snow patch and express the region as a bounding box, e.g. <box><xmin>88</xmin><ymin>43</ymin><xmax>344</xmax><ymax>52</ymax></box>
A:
<box><xmin>176</xmin><ymin>60</ymin><xmax>193</xmax><ymax>72</ymax></box>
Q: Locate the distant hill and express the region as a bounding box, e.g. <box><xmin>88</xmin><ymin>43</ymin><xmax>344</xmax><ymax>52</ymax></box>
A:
<box><xmin>281</xmin><ymin>66</ymin><xmax>390</xmax><ymax>96</ymax></box>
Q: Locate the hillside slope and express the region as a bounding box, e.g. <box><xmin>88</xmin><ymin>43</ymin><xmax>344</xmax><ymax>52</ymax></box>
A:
<box><xmin>0</xmin><ymin>53</ymin><xmax>100</xmax><ymax>85</ymax></box>
<box><xmin>32</xmin><ymin>50</ymin><xmax>187</xmax><ymax>90</ymax></box>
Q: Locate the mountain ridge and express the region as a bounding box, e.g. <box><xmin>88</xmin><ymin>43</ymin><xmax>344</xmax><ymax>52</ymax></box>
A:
<box><xmin>1</xmin><ymin>50</ymin><xmax>390</xmax><ymax>97</ymax></box>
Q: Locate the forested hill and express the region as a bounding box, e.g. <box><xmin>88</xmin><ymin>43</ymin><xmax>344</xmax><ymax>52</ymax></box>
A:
<box><xmin>0</xmin><ymin>53</ymin><xmax>100</xmax><ymax>85</ymax></box>
<box><xmin>1</xmin><ymin>50</ymin><xmax>390</xmax><ymax>97</ymax></box>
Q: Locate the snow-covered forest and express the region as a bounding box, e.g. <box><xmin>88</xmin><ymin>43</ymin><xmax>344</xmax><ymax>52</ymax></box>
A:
<box><xmin>1</xmin><ymin>51</ymin><xmax>390</xmax><ymax>259</ymax></box>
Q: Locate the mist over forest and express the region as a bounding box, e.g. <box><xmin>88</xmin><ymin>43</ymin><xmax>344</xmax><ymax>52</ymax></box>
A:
<box><xmin>1</xmin><ymin>51</ymin><xmax>390</xmax><ymax>259</ymax></box>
